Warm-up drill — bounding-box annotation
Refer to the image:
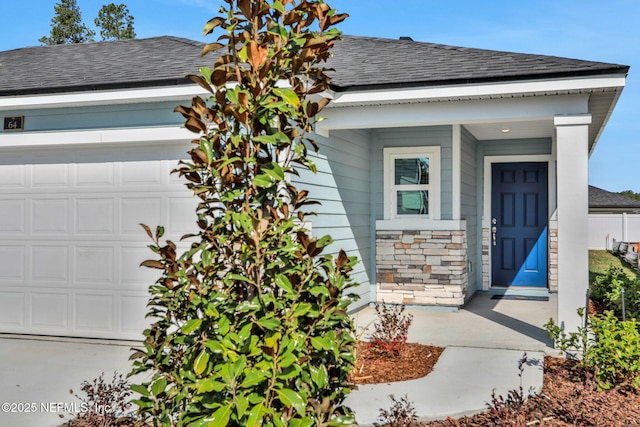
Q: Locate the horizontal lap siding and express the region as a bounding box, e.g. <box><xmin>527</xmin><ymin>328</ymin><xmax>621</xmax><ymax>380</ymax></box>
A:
<box><xmin>6</xmin><ymin>101</ymin><xmax>186</xmax><ymax>132</ymax></box>
<box><xmin>291</xmin><ymin>129</ymin><xmax>372</xmax><ymax>307</ymax></box>
<box><xmin>481</xmin><ymin>138</ymin><xmax>552</xmax><ymax>157</ymax></box>
<box><xmin>460</xmin><ymin>126</ymin><xmax>478</xmax><ymax>296</ymax></box>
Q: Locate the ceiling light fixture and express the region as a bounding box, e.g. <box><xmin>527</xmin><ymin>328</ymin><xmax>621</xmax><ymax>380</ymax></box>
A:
<box><xmin>501</xmin><ymin>127</ymin><xmax>511</xmax><ymax>133</ymax></box>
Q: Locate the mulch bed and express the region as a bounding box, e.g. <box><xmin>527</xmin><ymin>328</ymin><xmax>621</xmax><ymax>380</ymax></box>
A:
<box><xmin>351</xmin><ymin>342</ymin><xmax>445</xmax><ymax>384</ymax></box>
<box><xmin>419</xmin><ymin>356</ymin><xmax>640</xmax><ymax>427</ymax></box>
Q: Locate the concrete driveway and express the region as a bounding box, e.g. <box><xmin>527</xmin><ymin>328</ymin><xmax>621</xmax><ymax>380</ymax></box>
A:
<box><xmin>0</xmin><ymin>294</ymin><xmax>559</xmax><ymax>427</ymax></box>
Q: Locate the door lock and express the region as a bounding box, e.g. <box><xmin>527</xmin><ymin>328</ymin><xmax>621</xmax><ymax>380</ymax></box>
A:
<box><xmin>491</xmin><ymin>218</ymin><xmax>497</xmax><ymax>246</ymax></box>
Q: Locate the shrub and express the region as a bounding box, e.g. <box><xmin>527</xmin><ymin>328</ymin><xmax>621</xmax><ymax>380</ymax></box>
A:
<box><xmin>367</xmin><ymin>303</ymin><xmax>413</xmax><ymax>357</ymax></box>
<box><xmin>546</xmin><ymin>309</ymin><xmax>640</xmax><ymax>390</ymax></box>
<box><xmin>590</xmin><ymin>265</ymin><xmax>640</xmax><ymax>321</ymax></box>
<box><xmin>484</xmin><ymin>353</ymin><xmax>533</xmax><ymax>427</ymax></box>
<box><xmin>62</xmin><ymin>372</ymin><xmax>134</xmax><ymax>427</ymax></box>
<box><xmin>130</xmin><ymin>1</ymin><xmax>358</xmax><ymax>426</ymax></box>
<box><xmin>374</xmin><ymin>394</ymin><xmax>418</xmax><ymax>427</ymax></box>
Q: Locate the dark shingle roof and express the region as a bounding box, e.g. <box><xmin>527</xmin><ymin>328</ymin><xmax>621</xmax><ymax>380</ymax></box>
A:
<box><xmin>328</xmin><ymin>36</ymin><xmax>629</xmax><ymax>91</ymax></box>
<box><xmin>589</xmin><ymin>186</ymin><xmax>640</xmax><ymax>208</ymax></box>
<box><xmin>0</xmin><ymin>36</ymin><xmax>209</xmax><ymax>96</ymax></box>
<box><xmin>0</xmin><ymin>35</ymin><xmax>629</xmax><ymax>96</ymax></box>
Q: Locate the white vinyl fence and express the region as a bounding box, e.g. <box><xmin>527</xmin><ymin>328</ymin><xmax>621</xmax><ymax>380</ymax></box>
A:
<box><xmin>589</xmin><ymin>213</ymin><xmax>640</xmax><ymax>250</ymax></box>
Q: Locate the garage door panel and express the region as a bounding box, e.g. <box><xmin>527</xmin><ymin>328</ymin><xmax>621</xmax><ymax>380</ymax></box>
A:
<box><xmin>32</xmin><ymin>199</ymin><xmax>69</xmax><ymax>233</ymax></box>
<box><xmin>32</xmin><ymin>163</ymin><xmax>69</xmax><ymax>187</ymax></box>
<box><xmin>74</xmin><ymin>294</ymin><xmax>114</xmax><ymax>333</ymax></box>
<box><xmin>168</xmin><ymin>196</ymin><xmax>198</xmax><ymax>234</ymax></box>
<box><xmin>31</xmin><ymin>292</ymin><xmax>69</xmax><ymax>329</ymax></box>
<box><xmin>120</xmin><ymin>246</ymin><xmax>162</xmax><ymax>284</ymax></box>
<box><xmin>0</xmin><ymin>292</ymin><xmax>25</xmax><ymax>327</ymax></box>
<box><xmin>0</xmin><ymin>164</ymin><xmax>26</xmax><ymax>188</ymax></box>
<box><xmin>31</xmin><ymin>246</ymin><xmax>69</xmax><ymax>282</ymax></box>
<box><xmin>120</xmin><ymin>197</ymin><xmax>162</xmax><ymax>235</ymax></box>
<box><xmin>0</xmin><ymin>199</ymin><xmax>25</xmax><ymax>233</ymax></box>
<box><xmin>75</xmin><ymin>198</ymin><xmax>115</xmax><ymax>234</ymax></box>
<box><xmin>74</xmin><ymin>246</ymin><xmax>114</xmax><ymax>284</ymax></box>
<box><xmin>121</xmin><ymin>160</ymin><xmax>162</xmax><ymax>186</ymax></box>
<box><xmin>120</xmin><ymin>295</ymin><xmax>149</xmax><ymax>336</ymax></box>
<box><xmin>0</xmin><ymin>246</ymin><xmax>26</xmax><ymax>280</ymax></box>
<box><xmin>75</xmin><ymin>162</ymin><xmax>115</xmax><ymax>187</ymax></box>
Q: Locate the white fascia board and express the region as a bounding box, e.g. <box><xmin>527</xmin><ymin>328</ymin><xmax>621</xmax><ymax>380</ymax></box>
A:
<box><xmin>0</xmin><ymin>85</ymin><xmax>211</xmax><ymax>111</ymax></box>
<box><xmin>328</xmin><ymin>74</ymin><xmax>627</xmax><ymax>107</ymax></box>
<box><xmin>0</xmin><ymin>126</ymin><xmax>194</xmax><ymax>148</ymax></box>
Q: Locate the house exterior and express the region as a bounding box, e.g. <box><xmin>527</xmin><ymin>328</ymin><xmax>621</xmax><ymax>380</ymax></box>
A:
<box><xmin>0</xmin><ymin>36</ymin><xmax>628</xmax><ymax>339</ymax></box>
<box><xmin>588</xmin><ymin>186</ymin><xmax>640</xmax><ymax>249</ymax></box>
<box><xmin>589</xmin><ymin>185</ymin><xmax>640</xmax><ymax>214</ymax></box>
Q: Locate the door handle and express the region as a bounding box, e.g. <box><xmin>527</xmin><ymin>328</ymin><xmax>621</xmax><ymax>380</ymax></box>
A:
<box><xmin>491</xmin><ymin>218</ymin><xmax>497</xmax><ymax>246</ymax></box>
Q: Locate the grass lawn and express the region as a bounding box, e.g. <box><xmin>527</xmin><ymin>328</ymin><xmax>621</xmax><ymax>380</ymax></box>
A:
<box><xmin>589</xmin><ymin>249</ymin><xmax>638</xmax><ymax>284</ymax></box>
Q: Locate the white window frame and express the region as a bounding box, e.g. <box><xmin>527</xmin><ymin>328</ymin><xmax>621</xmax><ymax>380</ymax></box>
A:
<box><xmin>383</xmin><ymin>146</ymin><xmax>441</xmax><ymax>220</ymax></box>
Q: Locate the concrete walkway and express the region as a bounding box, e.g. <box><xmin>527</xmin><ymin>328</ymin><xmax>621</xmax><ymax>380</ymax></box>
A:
<box><xmin>348</xmin><ymin>294</ymin><xmax>560</xmax><ymax>425</ymax></box>
<box><xmin>0</xmin><ymin>294</ymin><xmax>559</xmax><ymax>427</ymax></box>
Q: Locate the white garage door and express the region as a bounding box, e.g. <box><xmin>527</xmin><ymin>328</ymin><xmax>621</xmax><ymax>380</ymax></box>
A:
<box><xmin>0</xmin><ymin>143</ymin><xmax>196</xmax><ymax>340</ymax></box>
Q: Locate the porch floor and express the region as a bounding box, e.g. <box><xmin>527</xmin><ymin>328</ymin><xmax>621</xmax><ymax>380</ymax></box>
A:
<box><xmin>352</xmin><ymin>292</ymin><xmax>558</xmax><ymax>353</ymax></box>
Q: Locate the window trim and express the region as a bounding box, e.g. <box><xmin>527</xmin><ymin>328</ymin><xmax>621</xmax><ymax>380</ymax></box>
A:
<box><xmin>383</xmin><ymin>146</ymin><xmax>441</xmax><ymax>220</ymax></box>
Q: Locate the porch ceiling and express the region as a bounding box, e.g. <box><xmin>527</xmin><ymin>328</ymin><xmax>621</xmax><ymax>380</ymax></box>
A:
<box><xmin>464</xmin><ymin>119</ymin><xmax>553</xmax><ymax>141</ymax></box>
<box><xmin>462</xmin><ymin>88</ymin><xmax>620</xmax><ymax>151</ymax></box>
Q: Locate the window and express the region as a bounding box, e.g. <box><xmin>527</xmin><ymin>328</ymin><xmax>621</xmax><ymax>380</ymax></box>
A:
<box><xmin>384</xmin><ymin>147</ymin><xmax>441</xmax><ymax>220</ymax></box>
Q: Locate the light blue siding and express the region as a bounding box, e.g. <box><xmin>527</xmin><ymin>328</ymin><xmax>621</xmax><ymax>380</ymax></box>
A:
<box><xmin>460</xmin><ymin>126</ymin><xmax>479</xmax><ymax>297</ymax></box>
<box><xmin>372</xmin><ymin>126</ymin><xmax>453</xmax><ymax>220</ymax></box>
<box><xmin>292</xmin><ymin>129</ymin><xmax>372</xmax><ymax>307</ymax></box>
<box><xmin>481</xmin><ymin>138</ymin><xmax>552</xmax><ymax>157</ymax></box>
<box><xmin>4</xmin><ymin>101</ymin><xmax>186</xmax><ymax>133</ymax></box>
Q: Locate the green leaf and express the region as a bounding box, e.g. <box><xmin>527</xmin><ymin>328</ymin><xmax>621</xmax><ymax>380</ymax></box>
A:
<box><xmin>273</xmin><ymin>87</ymin><xmax>300</xmax><ymax>108</ymax></box>
<box><xmin>257</xmin><ymin>317</ymin><xmax>281</xmax><ymax>330</ymax></box>
<box><xmin>240</xmin><ymin>370</ymin><xmax>267</xmax><ymax>388</ymax></box>
<box><xmin>194</xmin><ymin>350</ymin><xmax>210</xmax><ymax>376</ymax></box>
<box><xmin>150</xmin><ymin>377</ymin><xmax>167</xmax><ymax>396</ymax></box>
<box><xmin>203</xmin><ymin>340</ymin><xmax>225</xmax><ymax>354</ymax></box>
<box><xmin>274</xmin><ymin>274</ymin><xmax>294</xmax><ymax>294</ymax></box>
<box><xmin>275</xmin><ymin>388</ymin><xmax>306</xmax><ymax>416</ymax></box>
<box><xmin>235</xmin><ymin>394</ymin><xmax>249</xmax><ymax>418</ymax></box>
<box><xmin>254</xmin><ymin>173</ymin><xmax>275</xmax><ymax>189</ymax></box>
<box><xmin>130</xmin><ymin>383</ymin><xmax>150</xmax><ymax>397</ymax></box>
<box><xmin>247</xmin><ymin>403</ymin><xmax>264</xmax><ymax>426</ymax></box>
<box><xmin>208</xmin><ymin>404</ymin><xmax>233</xmax><ymax>427</ymax></box>
<box><xmin>181</xmin><ymin>318</ymin><xmax>202</xmax><ymax>335</ymax></box>
<box><xmin>262</xmin><ymin>162</ymin><xmax>286</xmax><ymax>181</ymax></box>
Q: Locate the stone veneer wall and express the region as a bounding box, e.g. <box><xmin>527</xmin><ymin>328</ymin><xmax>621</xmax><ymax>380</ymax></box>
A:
<box><xmin>376</xmin><ymin>230</ymin><xmax>467</xmax><ymax>306</ymax></box>
<box><xmin>481</xmin><ymin>224</ymin><xmax>558</xmax><ymax>292</ymax></box>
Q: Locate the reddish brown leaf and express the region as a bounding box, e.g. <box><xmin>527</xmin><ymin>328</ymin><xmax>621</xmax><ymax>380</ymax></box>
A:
<box><xmin>140</xmin><ymin>223</ymin><xmax>154</xmax><ymax>239</ymax></box>
<box><xmin>140</xmin><ymin>260</ymin><xmax>164</xmax><ymax>269</ymax></box>
<box><xmin>186</xmin><ymin>74</ymin><xmax>214</xmax><ymax>94</ymax></box>
<box><xmin>201</xmin><ymin>42</ymin><xmax>225</xmax><ymax>57</ymax></box>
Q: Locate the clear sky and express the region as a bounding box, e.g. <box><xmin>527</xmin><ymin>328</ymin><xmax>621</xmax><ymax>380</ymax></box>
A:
<box><xmin>1</xmin><ymin>0</ymin><xmax>638</xmax><ymax>192</ymax></box>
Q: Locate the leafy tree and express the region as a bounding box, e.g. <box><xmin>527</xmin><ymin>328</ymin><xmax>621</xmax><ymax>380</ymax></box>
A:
<box><xmin>94</xmin><ymin>3</ymin><xmax>136</xmax><ymax>41</ymax></box>
<box><xmin>131</xmin><ymin>1</ymin><xmax>355</xmax><ymax>426</ymax></box>
<box><xmin>618</xmin><ymin>190</ymin><xmax>640</xmax><ymax>201</ymax></box>
<box><xmin>39</xmin><ymin>0</ymin><xmax>95</xmax><ymax>45</ymax></box>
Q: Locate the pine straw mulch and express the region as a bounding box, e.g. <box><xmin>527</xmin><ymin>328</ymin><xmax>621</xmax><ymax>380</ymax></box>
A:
<box><xmin>351</xmin><ymin>341</ymin><xmax>445</xmax><ymax>384</ymax></box>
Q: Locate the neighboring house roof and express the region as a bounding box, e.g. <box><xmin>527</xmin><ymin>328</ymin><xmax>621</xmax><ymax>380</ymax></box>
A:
<box><xmin>0</xmin><ymin>35</ymin><xmax>629</xmax><ymax>96</ymax></box>
<box><xmin>589</xmin><ymin>185</ymin><xmax>640</xmax><ymax>210</ymax></box>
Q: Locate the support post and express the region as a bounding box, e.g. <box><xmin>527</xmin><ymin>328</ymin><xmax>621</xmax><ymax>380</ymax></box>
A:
<box><xmin>555</xmin><ymin>114</ymin><xmax>591</xmax><ymax>333</ymax></box>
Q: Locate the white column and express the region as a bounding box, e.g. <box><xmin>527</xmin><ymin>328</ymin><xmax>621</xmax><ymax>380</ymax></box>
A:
<box><xmin>554</xmin><ymin>114</ymin><xmax>591</xmax><ymax>333</ymax></box>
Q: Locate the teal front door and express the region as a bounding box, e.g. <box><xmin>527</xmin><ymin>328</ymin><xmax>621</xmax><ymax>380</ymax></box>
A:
<box><xmin>491</xmin><ymin>162</ymin><xmax>548</xmax><ymax>287</ymax></box>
